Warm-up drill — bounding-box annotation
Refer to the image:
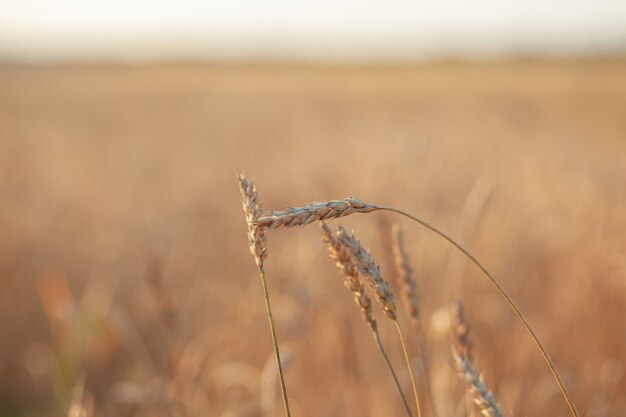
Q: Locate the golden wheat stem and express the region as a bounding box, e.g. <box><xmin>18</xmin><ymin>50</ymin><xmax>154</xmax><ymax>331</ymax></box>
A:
<box><xmin>394</xmin><ymin>321</ymin><xmax>423</xmax><ymax>417</ymax></box>
<box><xmin>238</xmin><ymin>175</ymin><xmax>291</xmax><ymax>417</ymax></box>
<box><xmin>258</xmin><ymin>268</ymin><xmax>292</xmax><ymax>417</ymax></box>
<box><xmin>372</xmin><ymin>328</ymin><xmax>415</xmax><ymax>417</ymax></box>
<box><xmin>415</xmin><ymin>319</ymin><xmax>436</xmax><ymax>417</ymax></box>
<box><xmin>379</xmin><ymin>206</ymin><xmax>579</xmax><ymax>417</ymax></box>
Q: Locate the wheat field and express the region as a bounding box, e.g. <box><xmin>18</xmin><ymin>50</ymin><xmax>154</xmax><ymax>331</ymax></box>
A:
<box><xmin>0</xmin><ymin>60</ymin><xmax>625</xmax><ymax>417</ymax></box>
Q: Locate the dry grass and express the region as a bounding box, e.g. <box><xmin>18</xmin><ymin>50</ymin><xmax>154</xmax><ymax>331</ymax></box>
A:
<box><xmin>0</xmin><ymin>60</ymin><xmax>625</xmax><ymax>416</ymax></box>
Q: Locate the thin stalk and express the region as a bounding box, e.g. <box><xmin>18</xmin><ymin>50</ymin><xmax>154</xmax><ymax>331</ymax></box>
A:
<box><xmin>415</xmin><ymin>319</ymin><xmax>437</xmax><ymax>417</ymax></box>
<box><xmin>394</xmin><ymin>321</ymin><xmax>423</xmax><ymax>417</ymax></box>
<box><xmin>372</xmin><ymin>328</ymin><xmax>414</xmax><ymax>417</ymax></box>
<box><xmin>258</xmin><ymin>268</ymin><xmax>291</xmax><ymax>417</ymax></box>
<box><xmin>378</xmin><ymin>205</ymin><xmax>579</xmax><ymax>417</ymax></box>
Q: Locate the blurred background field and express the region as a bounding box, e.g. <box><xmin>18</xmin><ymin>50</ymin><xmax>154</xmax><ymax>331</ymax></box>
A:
<box><xmin>1</xmin><ymin>60</ymin><xmax>625</xmax><ymax>416</ymax></box>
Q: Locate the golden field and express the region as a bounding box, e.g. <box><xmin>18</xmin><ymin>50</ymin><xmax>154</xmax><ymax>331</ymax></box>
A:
<box><xmin>0</xmin><ymin>61</ymin><xmax>625</xmax><ymax>416</ymax></box>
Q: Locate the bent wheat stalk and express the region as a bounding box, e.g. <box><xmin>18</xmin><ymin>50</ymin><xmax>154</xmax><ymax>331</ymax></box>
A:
<box><xmin>238</xmin><ymin>175</ymin><xmax>291</xmax><ymax>417</ymax></box>
<box><xmin>452</xmin><ymin>301</ymin><xmax>503</xmax><ymax>417</ymax></box>
<box><xmin>257</xmin><ymin>198</ymin><xmax>377</xmax><ymax>229</ymax></box>
<box><xmin>320</xmin><ymin>222</ymin><xmax>413</xmax><ymax>417</ymax></box>
<box><xmin>380</xmin><ymin>205</ymin><xmax>579</xmax><ymax>417</ymax></box>
<box><xmin>255</xmin><ymin>197</ymin><xmax>579</xmax><ymax>417</ymax></box>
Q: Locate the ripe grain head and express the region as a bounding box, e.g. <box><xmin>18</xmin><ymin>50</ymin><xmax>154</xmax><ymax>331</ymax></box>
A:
<box><xmin>238</xmin><ymin>174</ymin><xmax>268</xmax><ymax>270</ymax></box>
<box><xmin>256</xmin><ymin>198</ymin><xmax>377</xmax><ymax>230</ymax></box>
<box><xmin>334</xmin><ymin>225</ymin><xmax>397</xmax><ymax>321</ymax></box>
<box><xmin>320</xmin><ymin>221</ymin><xmax>376</xmax><ymax>331</ymax></box>
<box><xmin>452</xmin><ymin>301</ymin><xmax>503</xmax><ymax>417</ymax></box>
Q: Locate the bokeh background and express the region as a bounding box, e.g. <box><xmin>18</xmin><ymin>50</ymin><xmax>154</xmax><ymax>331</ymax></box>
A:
<box><xmin>1</xmin><ymin>2</ymin><xmax>625</xmax><ymax>417</ymax></box>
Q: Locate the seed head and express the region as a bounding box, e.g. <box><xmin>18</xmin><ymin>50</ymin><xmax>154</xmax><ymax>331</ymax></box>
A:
<box><xmin>238</xmin><ymin>174</ymin><xmax>268</xmax><ymax>270</ymax></box>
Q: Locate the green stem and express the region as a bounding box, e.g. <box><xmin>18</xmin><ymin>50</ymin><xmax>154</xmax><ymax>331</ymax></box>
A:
<box><xmin>258</xmin><ymin>268</ymin><xmax>291</xmax><ymax>417</ymax></box>
<box><xmin>372</xmin><ymin>328</ymin><xmax>414</xmax><ymax>417</ymax></box>
<box><xmin>378</xmin><ymin>206</ymin><xmax>579</xmax><ymax>417</ymax></box>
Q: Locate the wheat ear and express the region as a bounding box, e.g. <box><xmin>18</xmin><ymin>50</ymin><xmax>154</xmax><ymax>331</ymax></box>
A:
<box><xmin>238</xmin><ymin>174</ymin><xmax>291</xmax><ymax>417</ymax></box>
<box><xmin>335</xmin><ymin>225</ymin><xmax>423</xmax><ymax>417</ymax></box>
<box><xmin>451</xmin><ymin>301</ymin><xmax>503</xmax><ymax>417</ymax></box>
<box><xmin>391</xmin><ymin>225</ymin><xmax>437</xmax><ymax>417</ymax></box>
<box><xmin>320</xmin><ymin>222</ymin><xmax>377</xmax><ymax>331</ymax></box>
<box><xmin>320</xmin><ymin>222</ymin><xmax>413</xmax><ymax>417</ymax></box>
<box><xmin>254</xmin><ymin>197</ymin><xmax>579</xmax><ymax>417</ymax></box>
<box><xmin>257</xmin><ymin>198</ymin><xmax>377</xmax><ymax>229</ymax></box>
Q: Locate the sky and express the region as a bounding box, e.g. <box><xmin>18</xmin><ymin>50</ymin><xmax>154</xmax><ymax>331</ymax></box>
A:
<box><xmin>1</xmin><ymin>0</ymin><xmax>626</xmax><ymax>62</ymax></box>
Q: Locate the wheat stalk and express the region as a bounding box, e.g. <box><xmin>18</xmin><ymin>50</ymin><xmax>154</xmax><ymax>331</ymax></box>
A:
<box><xmin>320</xmin><ymin>221</ymin><xmax>413</xmax><ymax>417</ymax></box>
<box><xmin>391</xmin><ymin>225</ymin><xmax>437</xmax><ymax>417</ymax></box>
<box><xmin>252</xmin><ymin>194</ymin><xmax>579</xmax><ymax>417</ymax></box>
<box><xmin>451</xmin><ymin>301</ymin><xmax>503</xmax><ymax>417</ymax></box>
<box><xmin>238</xmin><ymin>174</ymin><xmax>291</xmax><ymax>417</ymax></box>
<box><xmin>261</xmin><ymin>348</ymin><xmax>294</xmax><ymax>417</ymax></box>
<box><xmin>333</xmin><ymin>225</ymin><xmax>423</xmax><ymax>417</ymax></box>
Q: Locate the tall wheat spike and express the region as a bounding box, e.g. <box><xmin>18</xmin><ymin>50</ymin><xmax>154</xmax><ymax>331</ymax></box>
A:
<box><xmin>391</xmin><ymin>225</ymin><xmax>437</xmax><ymax>417</ymax></box>
<box><xmin>253</xmin><ymin>193</ymin><xmax>579</xmax><ymax>417</ymax></box>
<box><xmin>238</xmin><ymin>174</ymin><xmax>291</xmax><ymax>417</ymax></box>
<box><xmin>334</xmin><ymin>225</ymin><xmax>423</xmax><ymax>417</ymax></box>
<box><xmin>451</xmin><ymin>301</ymin><xmax>503</xmax><ymax>417</ymax></box>
<box><xmin>320</xmin><ymin>221</ymin><xmax>413</xmax><ymax>417</ymax></box>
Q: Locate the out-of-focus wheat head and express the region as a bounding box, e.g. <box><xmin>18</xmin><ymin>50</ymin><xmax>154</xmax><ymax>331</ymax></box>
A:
<box><xmin>391</xmin><ymin>225</ymin><xmax>420</xmax><ymax>321</ymax></box>
<box><xmin>452</xmin><ymin>301</ymin><xmax>503</xmax><ymax>417</ymax></box>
